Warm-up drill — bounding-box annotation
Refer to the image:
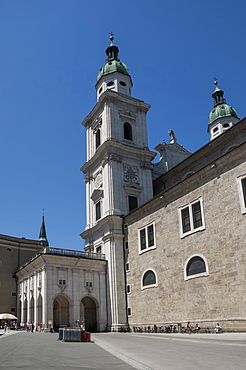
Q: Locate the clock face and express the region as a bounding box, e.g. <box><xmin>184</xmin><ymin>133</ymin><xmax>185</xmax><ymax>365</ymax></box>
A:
<box><xmin>124</xmin><ymin>165</ymin><xmax>139</xmax><ymax>183</ymax></box>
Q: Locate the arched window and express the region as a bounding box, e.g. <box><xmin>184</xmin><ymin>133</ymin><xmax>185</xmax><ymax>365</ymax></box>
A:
<box><xmin>95</xmin><ymin>129</ymin><xmax>100</xmax><ymax>149</ymax></box>
<box><xmin>186</xmin><ymin>256</ymin><xmax>206</xmax><ymax>276</ymax></box>
<box><xmin>142</xmin><ymin>270</ymin><xmax>156</xmax><ymax>287</ymax></box>
<box><xmin>124</xmin><ymin>122</ymin><xmax>132</xmax><ymax>141</ymax></box>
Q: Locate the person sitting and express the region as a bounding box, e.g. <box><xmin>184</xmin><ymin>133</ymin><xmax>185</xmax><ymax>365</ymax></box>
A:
<box><xmin>194</xmin><ymin>323</ymin><xmax>200</xmax><ymax>333</ymax></box>
<box><xmin>214</xmin><ymin>323</ymin><xmax>222</xmax><ymax>333</ymax></box>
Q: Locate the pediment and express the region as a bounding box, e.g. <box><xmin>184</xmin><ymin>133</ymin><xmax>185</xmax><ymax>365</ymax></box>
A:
<box><xmin>91</xmin><ymin>189</ymin><xmax>103</xmax><ymax>202</ymax></box>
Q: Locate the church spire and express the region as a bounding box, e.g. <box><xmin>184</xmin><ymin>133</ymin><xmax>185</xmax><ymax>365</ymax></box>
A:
<box><xmin>39</xmin><ymin>211</ymin><xmax>48</xmax><ymax>246</ymax></box>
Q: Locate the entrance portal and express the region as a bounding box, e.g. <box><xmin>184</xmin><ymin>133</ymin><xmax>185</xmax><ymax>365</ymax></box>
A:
<box><xmin>53</xmin><ymin>295</ymin><xmax>70</xmax><ymax>327</ymax></box>
<box><xmin>80</xmin><ymin>297</ymin><xmax>97</xmax><ymax>331</ymax></box>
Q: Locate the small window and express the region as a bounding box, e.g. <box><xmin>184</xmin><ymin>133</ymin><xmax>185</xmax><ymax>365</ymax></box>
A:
<box><xmin>142</xmin><ymin>270</ymin><xmax>157</xmax><ymax>287</ymax></box>
<box><xmin>179</xmin><ymin>198</ymin><xmax>205</xmax><ymax>237</ymax></box>
<box><xmin>96</xmin><ymin>201</ymin><xmax>101</xmax><ymax>220</ymax></box>
<box><xmin>99</xmin><ymin>87</ymin><xmax>102</xmax><ymax>94</ymax></box>
<box><xmin>237</xmin><ymin>176</ymin><xmax>246</xmax><ymax>213</ymax></box>
<box><xmin>95</xmin><ymin>129</ymin><xmax>101</xmax><ymax>149</ymax></box>
<box><xmin>139</xmin><ymin>223</ymin><xmax>156</xmax><ymax>253</ymax></box>
<box><xmin>11</xmin><ymin>292</ymin><xmax>16</xmax><ymax>297</ymax></box>
<box><xmin>126</xmin><ymin>285</ymin><xmax>131</xmax><ymax>294</ymax></box>
<box><xmin>107</xmin><ymin>81</ymin><xmax>114</xmax><ymax>87</ymax></box>
<box><xmin>213</xmin><ymin>127</ymin><xmax>219</xmax><ymax>133</ymax></box>
<box><xmin>85</xmin><ymin>272</ymin><xmax>93</xmax><ymax>289</ymax></box>
<box><xmin>124</xmin><ymin>122</ymin><xmax>133</xmax><ymax>141</ymax></box>
<box><xmin>223</xmin><ymin>123</ymin><xmax>230</xmax><ymax>128</ymax></box>
<box><xmin>125</xmin><ymin>241</ymin><xmax>128</xmax><ymax>250</ymax></box>
<box><xmin>11</xmin><ymin>307</ymin><xmax>16</xmax><ymax>312</ymax></box>
<box><xmin>126</xmin><ymin>262</ymin><xmax>130</xmax><ymax>271</ymax></box>
<box><xmin>96</xmin><ymin>246</ymin><xmax>102</xmax><ymax>254</ymax></box>
<box><xmin>6</xmin><ymin>248</ymin><xmax>12</xmax><ymax>252</ymax></box>
<box><xmin>128</xmin><ymin>196</ymin><xmax>138</xmax><ymax>212</ymax></box>
<box><xmin>58</xmin><ymin>270</ymin><xmax>67</xmax><ymax>286</ymax></box>
<box><xmin>120</xmin><ymin>81</ymin><xmax>126</xmax><ymax>86</ymax></box>
<box><xmin>185</xmin><ymin>255</ymin><xmax>209</xmax><ymax>280</ymax></box>
<box><xmin>187</xmin><ymin>256</ymin><xmax>206</xmax><ymax>276</ymax></box>
<box><xmin>127</xmin><ymin>307</ymin><xmax>132</xmax><ymax>316</ymax></box>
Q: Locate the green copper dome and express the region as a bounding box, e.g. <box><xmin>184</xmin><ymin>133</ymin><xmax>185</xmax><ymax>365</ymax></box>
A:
<box><xmin>96</xmin><ymin>38</ymin><xmax>130</xmax><ymax>83</ymax></box>
<box><xmin>208</xmin><ymin>85</ymin><xmax>238</xmax><ymax>125</ymax></box>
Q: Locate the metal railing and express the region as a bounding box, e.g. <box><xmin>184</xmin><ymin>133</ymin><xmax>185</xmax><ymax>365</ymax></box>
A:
<box><xmin>44</xmin><ymin>246</ymin><xmax>106</xmax><ymax>260</ymax></box>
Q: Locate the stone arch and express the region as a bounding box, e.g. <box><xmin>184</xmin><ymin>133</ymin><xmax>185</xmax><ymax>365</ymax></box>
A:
<box><xmin>80</xmin><ymin>296</ymin><xmax>98</xmax><ymax>332</ymax></box>
<box><xmin>23</xmin><ymin>298</ymin><xmax>27</xmax><ymax>324</ymax></box>
<box><xmin>53</xmin><ymin>294</ymin><xmax>70</xmax><ymax>328</ymax></box>
<box><xmin>37</xmin><ymin>294</ymin><xmax>43</xmax><ymax>328</ymax></box>
<box><xmin>29</xmin><ymin>296</ymin><xmax>34</xmax><ymax>323</ymax></box>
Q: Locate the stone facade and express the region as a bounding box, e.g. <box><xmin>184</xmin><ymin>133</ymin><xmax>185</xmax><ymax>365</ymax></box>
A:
<box><xmin>124</xmin><ymin>118</ymin><xmax>246</xmax><ymax>332</ymax></box>
<box><xmin>16</xmin><ymin>247</ymin><xmax>107</xmax><ymax>331</ymax></box>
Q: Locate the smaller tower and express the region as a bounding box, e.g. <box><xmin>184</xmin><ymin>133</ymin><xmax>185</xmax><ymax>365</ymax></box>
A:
<box><xmin>208</xmin><ymin>79</ymin><xmax>239</xmax><ymax>140</ymax></box>
<box><xmin>39</xmin><ymin>212</ymin><xmax>48</xmax><ymax>246</ymax></box>
<box><xmin>95</xmin><ymin>33</ymin><xmax>133</xmax><ymax>101</ymax></box>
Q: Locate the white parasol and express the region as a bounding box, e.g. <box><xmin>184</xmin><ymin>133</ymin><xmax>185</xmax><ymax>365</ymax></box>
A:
<box><xmin>0</xmin><ymin>313</ymin><xmax>18</xmax><ymax>320</ymax></box>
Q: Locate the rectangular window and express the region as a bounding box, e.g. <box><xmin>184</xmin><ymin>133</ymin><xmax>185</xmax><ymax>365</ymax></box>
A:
<box><xmin>126</xmin><ymin>262</ymin><xmax>130</xmax><ymax>271</ymax></box>
<box><xmin>11</xmin><ymin>307</ymin><xmax>16</xmax><ymax>312</ymax></box>
<box><xmin>124</xmin><ymin>241</ymin><xmax>128</xmax><ymax>250</ymax></box>
<box><xmin>237</xmin><ymin>176</ymin><xmax>246</xmax><ymax>214</ymax></box>
<box><xmin>242</xmin><ymin>178</ymin><xmax>246</xmax><ymax>208</ymax></box>
<box><xmin>11</xmin><ymin>292</ymin><xmax>16</xmax><ymax>297</ymax></box>
<box><xmin>126</xmin><ymin>285</ymin><xmax>131</xmax><ymax>294</ymax></box>
<box><xmin>96</xmin><ymin>202</ymin><xmax>101</xmax><ymax>220</ymax></box>
<box><xmin>127</xmin><ymin>307</ymin><xmax>132</xmax><ymax>316</ymax></box>
<box><xmin>85</xmin><ymin>272</ymin><xmax>93</xmax><ymax>288</ymax></box>
<box><xmin>179</xmin><ymin>198</ymin><xmax>205</xmax><ymax>237</ymax></box>
<box><xmin>96</xmin><ymin>246</ymin><xmax>102</xmax><ymax>254</ymax></box>
<box><xmin>139</xmin><ymin>223</ymin><xmax>156</xmax><ymax>253</ymax></box>
<box><xmin>128</xmin><ymin>196</ymin><xmax>138</xmax><ymax>212</ymax></box>
<box><xmin>58</xmin><ymin>270</ymin><xmax>67</xmax><ymax>285</ymax></box>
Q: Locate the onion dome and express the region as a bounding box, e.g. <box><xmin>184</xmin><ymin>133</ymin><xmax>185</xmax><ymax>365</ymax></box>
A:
<box><xmin>97</xmin><ymin>34</ymin><xmax>130</xmax><ymax>83</ymax></box>
<box><xmin>208</xmin><ymin>82</ymin><xmax>238</xmax><ymax>125</ymax></box>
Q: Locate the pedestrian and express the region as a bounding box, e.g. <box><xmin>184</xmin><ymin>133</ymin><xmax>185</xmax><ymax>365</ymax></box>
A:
<box><xmin>187</xmin><ymin>321</ymin><xmax>191</xmax><ymax>334</ymax></box>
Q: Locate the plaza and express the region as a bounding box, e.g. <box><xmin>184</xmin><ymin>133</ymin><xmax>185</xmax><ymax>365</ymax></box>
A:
<box><xmin>1</xmin><ymin>330</ymin><xmax>246</xmax><ymax>369</ymax></box>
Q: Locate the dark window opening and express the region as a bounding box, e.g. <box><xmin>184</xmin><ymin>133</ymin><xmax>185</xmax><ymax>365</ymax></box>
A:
<box><xmin>181</xmin><ymin>207</ymin><xmax>191</xmax><ymax>233</ymax></box>
<box><xmin>128</xmin><ymin>196</ymin><xmax>137</xmax><ymax>212</ymax></box>
<box><xmin>124</xmin><ymin>122</ymin><xmax>133</xmax><ymax>141</ymax></box>
<box><xmin>120</xmin><ymin>81</ymin><xmax>126</xmax><ymax>86</ymax></box>
<box><xmin>187</xmin><ymin>256</ymin><xmax>206</xmax><ymax>276</ymax></box>
<box><xmin>147</xmin><ymin>225</ymin><xmax>154</xmax><ymax>247</ymax></box>
<box><xmin>99</xmin><ymin>87</ymin><xmax>102</xmax><ymax>94</ymax></box>
<box><xmin>96</xmin><ymin>129</ymin><xmax>101</xmax><ymax>149</ymax></box>
<box><xmin>192</xmin><ymin>201</ymin><xmax>203</xmax><ymax>229</ymax></box>
<box><xmin>213</xmin><ymin>127</ymin><xmax>219</xmax><ymax>133</ymax></box>
<box><xmin>96</xmin><ymin>202</ymin><xmax>101</xmax><ymax>221</ymax></box>
<box><xmin>107</xmin><ymin>81</ymin><xmax>114</xmax><ymax>86</ymax></box>
<box><xmin>143</xmin><ymin>270</ymin><xmax>156</xmax><ymax>286</ymax></box>
<box><xmin>242</xmin><ymin>178</ymin><xmax>246</xmax><ymax>208</ymax></box>
<box><xmin>140</xmin><ymin>229</ymin><xmax>146</xmax><ymax>251</ymax></box>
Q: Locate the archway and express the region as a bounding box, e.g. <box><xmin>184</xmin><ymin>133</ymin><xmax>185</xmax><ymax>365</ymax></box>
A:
<box><xmin>37</xmin><ymin>294</ymin><xmax>43</xmax><ymax>328</ymax></box>
<box><xmin>80</xmin><ymin>296</ymin><xmax>97</xmax><ymax>331</ymax></box>
<box><xmin>23</xmin><ymin>299</ymin><xmax>27</xmax><ymax>325</ymax></box>
<box><xmin>29</xmin><ymin>297</ymin><xmax>34</xmax><ymax>323</ymax></box>
<box><xmin>53</xmin><ymin>295</ymin><xmax>70</xmax><ymax>328</ymax></box>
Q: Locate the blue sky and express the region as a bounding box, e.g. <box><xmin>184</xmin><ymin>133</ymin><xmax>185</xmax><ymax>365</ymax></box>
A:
<box><xmin>1</xmin><ymin>0</ymin><xmax>246</xmax><ymax>250</ymax></box>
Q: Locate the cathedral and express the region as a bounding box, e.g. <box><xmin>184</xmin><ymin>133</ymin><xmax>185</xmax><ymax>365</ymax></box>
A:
<box><xmin>1</xmin><ymin>36</ymin><xmax>246</xmax><ymax>332</ymax></box>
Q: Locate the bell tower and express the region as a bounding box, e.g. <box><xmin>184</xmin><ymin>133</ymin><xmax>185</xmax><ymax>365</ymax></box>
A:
<box><xmin>80</xmin><ymin>35</ymin><xmax>156</xmax><ymax>331</ymax></box>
